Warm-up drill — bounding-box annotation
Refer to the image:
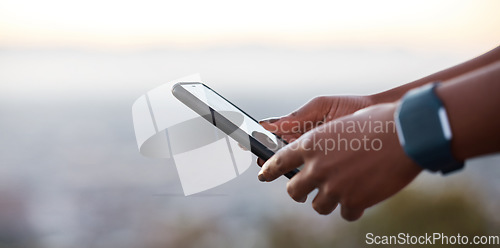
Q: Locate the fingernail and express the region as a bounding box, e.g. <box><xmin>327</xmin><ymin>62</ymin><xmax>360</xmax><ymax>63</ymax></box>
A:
<box><xmin>298</xmin><ymin>196</ymin><xmax>307</xmax><ymax>203</ymax></box>
<box><xmin>258</xmin><ymin>173</ymin><xmax>267</xmax><ymax>182</ymax></box>
<box><xmin>258</xmin><ymin>157</ymin><xmax>274</xmax><ymax>182</ymax></box>
<box><xmin>259</xmin><ymin>117</ymin><xmax>280</xmax><ymax>124</ymax></box>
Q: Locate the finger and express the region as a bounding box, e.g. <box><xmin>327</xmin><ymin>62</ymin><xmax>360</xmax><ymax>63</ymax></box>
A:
<box><xmin>258</xmin><ymin>140</ymin><xmax>305</xmax><ymax>182</ymax></box>
<box><xmin>259</xmin><ymin>117</ymin><xmax>283</xmax><ymax>134</ymax></box>
<box><xmin>340</xmin><ymin>205</ymin><xmax>364</xmax><ymax>221</ymax></box>
<box><xmin>286</xmin><ymin>169</ymin><xmax>317</xmax><ymax>203</ymax></box>
<box><xmin>257</xmin><ymin>158</ymin><xmax>265</xmax><ymax>167</ymax></box>
<box><xmin>259</xmin><ymin>115</ymin><xmax>302</xmax><ymax>135</ymax></box>
<box><xmin>311</xmin><ymin>187</ymin><xmax>339</xmax><ymax>215</ymax></box>
<box><xmin>280</xmin><ymin>134</ymin><xmax>301</xmax><ymax>143</ymax></box>
<box><xmin>259</xmin><ymin>117</ymin><xmax>281</xmax><ymax>124</ymax></box>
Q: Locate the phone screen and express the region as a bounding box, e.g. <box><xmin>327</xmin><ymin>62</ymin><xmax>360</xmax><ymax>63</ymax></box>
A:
<box><xmin>177</xmin><ymin>83</ymin><xmax>287</xmax><ymax>153</ymax></box>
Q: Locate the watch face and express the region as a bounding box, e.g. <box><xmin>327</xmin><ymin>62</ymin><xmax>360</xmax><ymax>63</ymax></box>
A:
<box><xmin>400</xmin><ymin>105</ymin><xmax>444</xmax><ymax>151</ymax></box>
<box><xmin>397</xmin><ymin>83</ymin><xmax>462</xmax><ymax>172</ymax></box>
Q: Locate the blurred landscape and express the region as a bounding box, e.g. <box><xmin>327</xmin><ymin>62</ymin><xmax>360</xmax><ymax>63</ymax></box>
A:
<box><xmin>1</xmin><ymin>45</ymin><xmax>500</xmax><ymax>248</ymax></box>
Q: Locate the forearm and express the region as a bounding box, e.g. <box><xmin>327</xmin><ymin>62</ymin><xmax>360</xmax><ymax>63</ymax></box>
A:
<box><xmin>436</xmin><ymin>61</ymin><xmax>500</xmax><ymax>161</ymax></box>
<box><xmin>371</xmin><ymin>45</ymin><xmax>500</xmax><ymax>104</ymax></box>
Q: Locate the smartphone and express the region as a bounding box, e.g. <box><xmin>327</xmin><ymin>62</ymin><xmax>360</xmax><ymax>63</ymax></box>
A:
<box><xmin>172</xmin><ymin>82</ymin><xmax>299</xmax><ymax>179</ymax></box>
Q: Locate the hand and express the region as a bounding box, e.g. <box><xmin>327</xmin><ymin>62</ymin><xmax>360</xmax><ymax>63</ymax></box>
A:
<box><xmin>257</xmin><ymin>95</ymin><xmax>374</xmax><ymax>166</ymax></box>
<box><xmin>257</xmin><ymin>103</ymin><xmax>422</xmax><ymax>221</ymax></box>
<box><xmin>259</xmin><ymin>95</ymin><xmax>374</xmax><ymax>143</ymax></box>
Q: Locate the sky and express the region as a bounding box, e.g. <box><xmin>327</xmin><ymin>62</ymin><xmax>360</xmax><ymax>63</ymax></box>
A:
<box><xmin>0</xmin><ymin>0</ymin><xmax>499</xmax><ymax>96</ymax></box>
<box><xmin>0</xmin><ymin>0</ymin><xmax>499</xmax><ymax>51</ymax></box>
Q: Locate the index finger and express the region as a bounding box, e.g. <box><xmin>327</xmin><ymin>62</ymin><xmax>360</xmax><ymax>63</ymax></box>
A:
<box><xmin>258</xmin><ymin>140</ymin><xmax>305</xmax><ymax>182</ymax></box>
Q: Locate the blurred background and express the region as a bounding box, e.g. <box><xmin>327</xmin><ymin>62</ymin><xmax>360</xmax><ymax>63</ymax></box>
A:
<box><xmin>1</xmin><ymin>0</ymin><xmax>500</xmax><ymax>247</ymax></box>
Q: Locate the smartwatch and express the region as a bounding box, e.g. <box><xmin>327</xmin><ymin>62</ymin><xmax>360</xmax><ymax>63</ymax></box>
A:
<box><xmin>394</xmin><ymin>82</ymin><xmax>464</xmax><ymax>174</ymax></box>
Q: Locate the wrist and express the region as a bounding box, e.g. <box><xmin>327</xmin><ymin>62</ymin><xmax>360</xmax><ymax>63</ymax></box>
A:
<box><xmin>355</xmin><ymin>102</ymin><xmax>423</xmax><ymax>175</ymax></box>
<box><xmin>370</xmin><ymin>80</ymin><xmax>437</xmax><ymax>105</ymax></box>
<box><xmin>369</xmin><ymin>86</ymin><xmax>407</xmax><ymax>105</ymax></box>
